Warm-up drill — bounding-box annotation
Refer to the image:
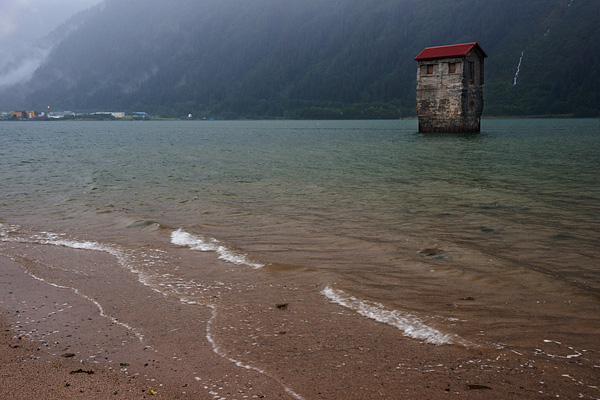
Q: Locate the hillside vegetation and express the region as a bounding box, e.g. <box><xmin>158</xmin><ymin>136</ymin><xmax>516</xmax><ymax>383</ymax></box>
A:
<box><xmin>2</xmin><ymin>0</ymin><xmax>598</xmax><ymax>118</ymax></box>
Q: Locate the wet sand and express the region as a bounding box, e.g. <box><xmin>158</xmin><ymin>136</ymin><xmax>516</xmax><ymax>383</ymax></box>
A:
<box><xmin>1</xmin><ymin>244</ymin><xmax>599</xmax><ymax>399</ymax></box>
<box><xmin>2</xmin><ymin>119</ymin><xmax>600</xmax><ymax>399</ymax></box>
<box><xmin>0</xmin><ymin>314</ymin><xmax>164</xmax><ymax>399</ymax></box>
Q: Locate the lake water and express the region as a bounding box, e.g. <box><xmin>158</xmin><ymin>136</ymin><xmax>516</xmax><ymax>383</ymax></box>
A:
<box><xmin>1</xmin><ymin>119</ymin><xmax>599</xmax><ymax>397</ymax></box>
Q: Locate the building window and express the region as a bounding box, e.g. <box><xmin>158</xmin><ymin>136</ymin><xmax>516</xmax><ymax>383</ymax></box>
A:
<box><xmin>468</xmin><ymin>61</ymin><xmax>475</xmax><ymax>82</ymax></box>
<box><xmin>448</xmin><ymin>63</ymin><xmax>456</xmax><ymax>73</ymax></box>
<box><xmin>427</xmin><ymin>64</ymin><xmax>434</xmax><ymax>74</ymax></box>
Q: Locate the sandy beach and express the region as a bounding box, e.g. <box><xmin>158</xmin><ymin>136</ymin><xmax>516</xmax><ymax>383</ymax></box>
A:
<box><xmin>1</xmin><ymin>119</ymin><xmax>598</xmax><ymax>399</ymax></box>
<box><xmin>2</xmin><ymin>243</ymin><xmax>598</xmax><ymax>400</ymax></box>
<box><xmin>0</xmin><ymin>314</ymin><xmax>166</xmax><ymax>399</ymax></box>
<box><xmin>0</xmin><ymin>247</ymin><xmax>291</xmax><ymax>399</ymax></box>
<box><xmin>0</xmin><ymin>252</ymin><xmax>188</xmax><ymax>399</ymax></box>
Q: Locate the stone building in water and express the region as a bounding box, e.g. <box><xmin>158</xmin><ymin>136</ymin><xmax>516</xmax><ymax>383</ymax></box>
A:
<box><xmin>415</xmin><ymin>42</ymin><xmax>487</xmax><ymax>132</ymax></box>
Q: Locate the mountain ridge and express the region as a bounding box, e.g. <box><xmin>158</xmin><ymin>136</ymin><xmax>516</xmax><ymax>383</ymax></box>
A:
<box><xmin>1</xmin><ymin>0</ymin><xmax>597</xmax><ymax>118</ymax></box>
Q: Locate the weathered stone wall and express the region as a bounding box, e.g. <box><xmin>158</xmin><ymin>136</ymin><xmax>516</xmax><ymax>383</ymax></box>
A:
<box><xmin>459</xmin><ymin>52</ymin><xmax>484</xmax><ymax>132</ymax></box>
<box><xmin>416</xmin><ymin>51</ymin><xmax>484</xmax><ymax>132</ymax></box>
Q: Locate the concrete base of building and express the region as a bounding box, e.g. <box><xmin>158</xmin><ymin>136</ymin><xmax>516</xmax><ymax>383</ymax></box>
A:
<box><xmin>418</xmin><ymin>119</ymin><xmax>481</xmax><ymax>133</ymax></box>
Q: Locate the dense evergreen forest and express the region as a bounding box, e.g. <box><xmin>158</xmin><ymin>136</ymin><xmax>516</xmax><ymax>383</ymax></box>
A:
<box><xmin>1</xmin><ymin>0</ymin><xmax>598</xmax><ymax>118</ymax></box>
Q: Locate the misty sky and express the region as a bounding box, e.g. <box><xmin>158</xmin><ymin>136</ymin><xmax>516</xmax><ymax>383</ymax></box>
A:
<box><xmin>0</xmin><ymin>0</ymin><xmax>102</xmax><ymax>86</ymax></box>
<box><xmin>0</xmin><ymin>0</ymin><xmax>102</xmax><ymax>64</ymax></box>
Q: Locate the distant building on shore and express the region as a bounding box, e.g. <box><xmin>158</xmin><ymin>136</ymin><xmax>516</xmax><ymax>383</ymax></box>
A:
<box><xmin>0</xmin><ymin>110</ymin><xmax>141</xmax><ymax>120</ymax></box>
<box><xmin>48</xmin><ymin>111</ymin><xmax>75</xmax><ymax>119</ymax></box>
<box><xmin>132</xmin><ymin>112</ymin><xmax>149</xmax><ymax>119</ymax></box>
<box><xmin>415</xmin><ymin>42</ymin><xmax>487</xmax><ymax>133</ymax></box>
<box><xmin>10</xmin><ymin>110</ymin><xmax>39</xmax><ymax>119</ymax></box>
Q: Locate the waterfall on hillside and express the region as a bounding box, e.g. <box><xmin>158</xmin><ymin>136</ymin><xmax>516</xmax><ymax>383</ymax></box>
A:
<box><xmin>513</xmin><ymin>0</ymin><xmax>577</xmax><ymax>88</ymax></box>
<box><xmin>513</xmin><ymin>51</ymin><xmax>524</xmax><ymax>86</ymax></box>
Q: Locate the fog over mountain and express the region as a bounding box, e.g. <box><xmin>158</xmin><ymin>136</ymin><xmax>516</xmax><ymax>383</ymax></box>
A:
<box><xmin>0</xmin><ymin>0</ymin><xmax>102</xmax><ymax>87</ymax></box>
<box><xmin>1</xmin><ymin>0</ymin><xmax>597</xmax><ymax>118</ymax></box>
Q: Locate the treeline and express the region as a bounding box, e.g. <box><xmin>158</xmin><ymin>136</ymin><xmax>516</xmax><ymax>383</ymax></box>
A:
<box><xmin>2</xmin><ymin>0</ymin><xmax>597</xmax><ymax>118</ymax></box>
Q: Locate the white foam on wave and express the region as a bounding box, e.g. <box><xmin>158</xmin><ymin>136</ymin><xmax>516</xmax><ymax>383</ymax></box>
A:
<box><xmin>2</xmin><ymin>224</ymin><xmax>303</xmax><ymax>398</ymax></box>
<box><xmin>322</xmin><ymin>286</ymin><xmax>467</xmax><ymax>346</ymax></box>
<box><xmin>36</xmin><ymin>236</ymin><xmax>144</xmax><ymax>279</ymax></box>
<box><xmin>171</xmin><ymin>228</ymin><xmax>264</xmax><ymax>269</ymax></box>
<box><xmin>0</xmin><ymin>223</ymin><xmax>19</xmax><ymax>238</ymax></box>
<box><xmin>3</xmin><ymin>228</ymin><xmax>116</xmax><ymax>259</ymax></box>
<box><xmin>536</xmin><ymin>339</ymin><xmax>584</xmax><ymax>359</ymax></box>
<box><xmin>0</xmin><ymin>227</ymin><xmax>146</xmax><ymax>342</ymax></box>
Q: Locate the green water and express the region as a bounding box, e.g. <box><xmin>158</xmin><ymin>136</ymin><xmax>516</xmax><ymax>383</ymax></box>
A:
<box><xmin>1</xmin><ymin>118</ymin><xmax>599</xmax><ymax>361</ymax></box>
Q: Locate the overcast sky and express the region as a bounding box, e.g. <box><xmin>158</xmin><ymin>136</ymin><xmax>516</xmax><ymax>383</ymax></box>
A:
<box><xmin>0</xmin><ymin>0</ymin><xmax>102</xmax><ymax>54</ymax></box>
<box><xmin>0</xmin><ymin>0</ymin><xmax>103</xmax><ymax>84</ymax></box>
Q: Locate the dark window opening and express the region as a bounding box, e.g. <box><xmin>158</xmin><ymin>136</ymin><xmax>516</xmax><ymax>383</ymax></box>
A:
<box><xmin>427</xmin><ymin>65</ymin><xmax>434</xmax><ymax>74</ymax></box>
<box><xmin>448</xmin><ymin>63</ymin><xmax>456</xmax><ymax>73</ymax></box>
<box><xmin>468</xmin><ymin>62</ymin><xmax>475</xmax><ymax>82</ymax></box>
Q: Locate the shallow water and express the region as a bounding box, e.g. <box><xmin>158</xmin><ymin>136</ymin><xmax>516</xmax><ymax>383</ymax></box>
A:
<box><xmin>1</xmin><ymin>119</ymin><xmax>599</xmax><ymax>397</ymax></box>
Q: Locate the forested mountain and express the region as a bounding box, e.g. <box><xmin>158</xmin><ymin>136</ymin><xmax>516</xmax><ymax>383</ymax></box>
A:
<box><xmin>1</xmin><ymin>0</ymin><xmax>598</xmax><ymax>118</ymax></box>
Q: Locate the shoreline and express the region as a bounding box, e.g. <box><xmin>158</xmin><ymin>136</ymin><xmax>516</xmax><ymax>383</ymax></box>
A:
<box><xmin>1</xmin><ymin>115</ymin><xmax>597</xmax><ymax>123</ymax></box>
<box><xmin>1</xmin><ymin>118</ymin><xmax>599</xmax><ymax>399</ymax></box>
<box><xmin>2</xmin><ymin>243</ymin><xmax>598</xmax><ymax>399</ymax></box>
<box><xmin>0</xmin><ymin>254</ymin><xmax>180</xmax><ymax>399</ymax></box>
<box><xmin>0</xmin><ymin>250</ymin><xmax>298</xmax><ymax>399</ymax></box>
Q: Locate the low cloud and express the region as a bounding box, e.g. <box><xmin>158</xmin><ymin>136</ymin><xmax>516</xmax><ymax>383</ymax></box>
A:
<box><xmin>0</xmin><ymin>0</ymin><xmax>102</xmax><ymax>86</ymax></box>
<box><xmin>0</xmin><ymin>0</ymin><xmax>101</xmax><ymax>39</ymax></box>
<box><xmin>0</xmin><ymin>0</ymin><xmax>27</xmax><ymax>37</ymax></box>
<box><xmin>0</xmin><ymin>46</ymin><xmax>52</xmax><ymax>87</ymax></box>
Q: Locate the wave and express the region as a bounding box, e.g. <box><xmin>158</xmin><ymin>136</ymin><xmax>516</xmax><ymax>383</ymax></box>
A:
<box><xmin>0</xmin><ymin>223</ymin><xmax>146</xmax><ymax>280</ymax></box>
<box><xmin>1</xmin><ymin>223</ymin><xmax>301</xmax><ymax>398</ymax></box>
<box><xmin>322</xmin><ymin>286</ymin><xmax>467</xmax><ymax>346</ymax></box>
<box><xmin>0</xmin><ymin>224</ymin><xmax>145</xmax><ymax>342</ymax></box>
<box><xmin>171</xmin><ymin>228</ymin><xmax>264</xmax><ymax>269</ymax></box>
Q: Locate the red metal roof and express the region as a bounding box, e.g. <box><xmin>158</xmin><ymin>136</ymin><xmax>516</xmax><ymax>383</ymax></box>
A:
<box><xmin>414</xmin><ymin>42</ymin><xmax>487</xmax><ymax>61</ymax></box>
